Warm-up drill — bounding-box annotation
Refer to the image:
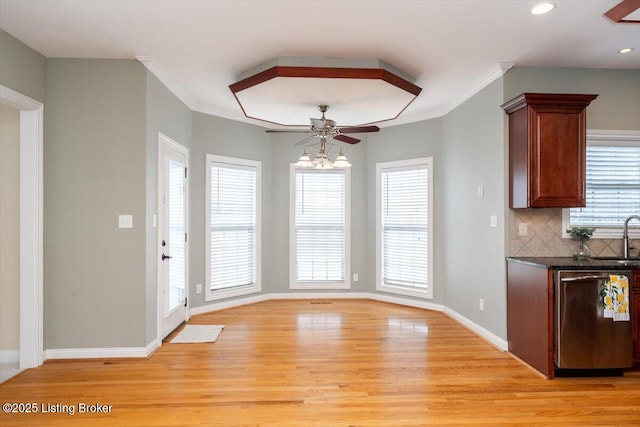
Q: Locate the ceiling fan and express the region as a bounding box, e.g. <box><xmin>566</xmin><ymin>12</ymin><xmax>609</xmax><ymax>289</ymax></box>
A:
<box><xmin>265</xmin><ymin>105</ymin><xmax>380</xmax><ymax>146</ymax></box>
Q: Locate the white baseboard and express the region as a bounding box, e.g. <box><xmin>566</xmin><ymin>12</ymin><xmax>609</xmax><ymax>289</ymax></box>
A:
<box><xmin>145</xmin><ymin>338</ymin><xmax>161</xmax><ymax>356</ymax></box>
<box><xmin>44</xmin><ymin>340</ymin><xmax>160</xmax><ymax>361</ymax></box>
<box><xmin>442</xmin><ymin>306</ymin><xmax>508</xmax><ymax>351</ymax></box>
<box><xmin>189</xmin><ymin>293</ymin><xmax>270</xmax><ymax>316</ymax></box>
<box><xmin>0</xmin><ymin>350</ymin><xmax>19</xmax><ymax>364</ymax></box>
<box><xmin>367</xmin><ymin>292</ymin><xmax>445</xmax><ymax>312</ymax></box>
<box><xmin>269</xmin><ymin>292</ymin><xmax>371</xmax><ymax>300</ymax></box>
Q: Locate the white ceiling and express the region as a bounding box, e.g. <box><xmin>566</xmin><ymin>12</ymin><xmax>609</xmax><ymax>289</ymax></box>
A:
<box><xmin>1</xmin><ymin>0</ymin><xmax>638</xmax><ymax>128</ymax></box>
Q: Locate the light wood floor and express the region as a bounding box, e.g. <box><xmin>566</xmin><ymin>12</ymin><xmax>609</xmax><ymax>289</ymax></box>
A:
<box><xmin>1</xmin><ymin>299</ymin><xmax>639</xmax><ymax>426</ymax></box>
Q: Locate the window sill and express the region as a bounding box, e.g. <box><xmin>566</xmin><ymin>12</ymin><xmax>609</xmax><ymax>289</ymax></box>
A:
<box><xmin>561</xmin><ymin>228</ymin><xmax>640</xmax><ymax>240</ymax></box>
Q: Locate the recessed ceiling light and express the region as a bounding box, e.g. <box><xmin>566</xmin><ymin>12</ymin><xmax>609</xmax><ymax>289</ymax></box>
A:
<box><xmin>618</xmin><ymin>48</ymin><xmax>634</xmax><ymax>54</ymax></box>
<box><xmin>531</xmin><ymin>3</ymin><xmax>555</xmax><ymax>15</ymax></box>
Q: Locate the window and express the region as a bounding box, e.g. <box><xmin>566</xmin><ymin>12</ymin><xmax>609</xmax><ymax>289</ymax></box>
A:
<box><xmin>563</xmin><ymin>131</ymin><xmax>640</xmax><ymax>239</ymax></box>
<box><xmin>376</xmin><ymin>158</ymin><xmax>433</xmax><ymax>299</ymax></box>
<box><xmin>206</xmin><ymin>154</ymin><xmax>261</xmax><ymax>300</ymax></box>
<box><xmin>290</xmin><ymin>166</ymin><xmax>350</xmax><ymax>289</ymax></box>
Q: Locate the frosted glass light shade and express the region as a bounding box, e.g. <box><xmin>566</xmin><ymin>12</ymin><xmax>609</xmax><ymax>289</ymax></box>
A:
<box><xmin>295</xmin><ymin>154</ymin><xmax>314</xmax><ymax>167</ymax></box>
<box><xmin>333</xmin><ymin>154</ymin><xmax>351</xmax><ymax>168</ymax></box>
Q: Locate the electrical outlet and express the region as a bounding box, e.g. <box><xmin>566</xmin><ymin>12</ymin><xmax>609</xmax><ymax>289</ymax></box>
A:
<box><xmin>196</xmin><ymin>283</ymin><xmax>202</xmax><ymax>294</ymax></box>
<box><xmin>518</xmin><ymin>222</ymin><xmax>528</xmax><ymax>236</ymax></box>
<box><xmin>479</xmin><ymin>299</ymin><xmax>484</xmax><ymax>311</ymax></box>
<box><xmin>477</xmin><ymin>185</ymin><xmax>484</xmax><ymax>198</ymax></box>
<box><xmin>353</xmin><ymin>273</ymin><xmax>359</xmax><ymax>282</ymax></box>
<box><xmin>490</xmin><ymin>215</ymin><xmax>497</xmax><ymax>228</ymax></box>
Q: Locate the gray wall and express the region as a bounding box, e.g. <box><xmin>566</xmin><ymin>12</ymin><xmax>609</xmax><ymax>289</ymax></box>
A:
<box><xmin>45</xmin><ymin>59</ymin><xmax>147</xmax><ymax>348</ymax></box>
<box><xmin>441</xmin><ymin>79</ymin><xmax>507</xmax><ymax>339</ymax></box>
<box><xmin>0</xmin><ymin>103</ymin><xmax>20</xmax><ymax>352</ymax></box>
<box><xmin>189</xmin><ymin>112</ymin><xmax>271</xmax><ymax>308</ymax></box>
<box><xmin>366</xmin><ymin>119</ymin><xmax>445</xmax><ymax>303</ymax></box>
<box><xmin>145</xmin><ymin>71</ymin><xmax>192</xmax><ymax>343</ymax></box>
<box><xmin>268</xmin><ymin>133</ymin><xmax>369</xmax><ymax>293</ymax></box>
<box><xmin>0</xmin><ymin>29</ymin><xmax>46</xmax><ymax>102</ymax></box>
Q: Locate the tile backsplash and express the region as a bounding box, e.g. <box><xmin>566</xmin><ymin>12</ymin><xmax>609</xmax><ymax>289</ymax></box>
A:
<box><xmin>508</xmin><ymin>208</ymin><xmax>639</xmax><ymax>257</ymax></box>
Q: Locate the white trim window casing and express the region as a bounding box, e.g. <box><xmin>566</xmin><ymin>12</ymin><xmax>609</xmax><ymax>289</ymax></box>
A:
<box><xmin>205</xmin><ymin>154</ymin><xmax>261</xmax><ymax>301</ymax></box>
<box><xmin>376</xmin><ymin>157</ymin><xmax>434</xmax><ymax>299</ymax></box>
<box><xmin>290</xmin><ymin>165</ymin><xmax>351</xmax><ymax>290</ymax></box>
<box><xmin>563</xmin><ymin>130</ymin><xmax>640</xmax><ymax>239</ymax></box>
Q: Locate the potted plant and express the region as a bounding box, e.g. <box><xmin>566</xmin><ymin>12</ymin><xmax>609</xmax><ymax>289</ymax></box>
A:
<box><xmin>567</xmin><ymin>227</ymin><xmax>595</xmax><ymax>260</ymax></box>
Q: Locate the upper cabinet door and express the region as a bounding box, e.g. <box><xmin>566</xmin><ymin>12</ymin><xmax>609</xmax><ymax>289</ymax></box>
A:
<box><xmin>502</xmin><ymin>93</ymin><xmax>598</xmax><ymax>209</ymax></box>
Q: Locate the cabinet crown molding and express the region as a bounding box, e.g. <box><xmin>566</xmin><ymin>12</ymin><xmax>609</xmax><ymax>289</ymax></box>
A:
<box><xmin>501</xmin><ymin>93</ymin><xmax>599</xmax><ymax>114</ymax></box>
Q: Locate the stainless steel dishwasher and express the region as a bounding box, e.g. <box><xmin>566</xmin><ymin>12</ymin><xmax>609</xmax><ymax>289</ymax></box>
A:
<box><xmin>555</xmin><ymin>270</ymin><xmax>633</xmax><ymax>369</ymax></box>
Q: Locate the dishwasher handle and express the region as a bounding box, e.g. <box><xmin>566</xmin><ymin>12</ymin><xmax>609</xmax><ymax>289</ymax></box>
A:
<box><xmin>560</xmin><ymin>274</ymin><xmax>611</xmax><ymax>282</ymax></box>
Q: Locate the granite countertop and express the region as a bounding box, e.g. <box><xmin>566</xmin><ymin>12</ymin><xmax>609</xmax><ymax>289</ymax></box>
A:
<box><xmin>506</xmin><ymin>256</ymin><xmax>640</xmax><ymax>270</ymax></box>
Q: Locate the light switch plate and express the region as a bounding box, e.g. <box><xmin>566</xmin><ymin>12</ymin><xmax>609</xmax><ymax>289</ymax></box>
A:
<box><xmin>118</xmin><ymin>214</ymin><xmax>133</xmax><ymax>229</ymax></box>
<box><xmin>490</xmin><ymin>215</ymin><xmax>497</xmax><ymax>228</ymax></box>
<box><xmin>477</xmin><ymin>185</ymin><xmax>484</xmax><ymax>198</ymax></box>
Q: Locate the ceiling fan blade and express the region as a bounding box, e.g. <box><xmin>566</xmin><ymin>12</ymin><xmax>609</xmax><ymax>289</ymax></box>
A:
<box><xmin>265</xmin><ymin>129</ymin><xmax>313</xmax><ymax>134</ymax></box>
<box><xmin>338</xmin><ymin>125</ymin><xmax>380</xmax><ymax>134</ymax></box>
<box><xmin>295</xmin><ymin>134</ymin><xmax>321</xmax><ymax>146</ymax></box>
<box><xmin>333</xmin><ymin>134</ymin><xmax>360</xmax><ymax>144</ymax></box>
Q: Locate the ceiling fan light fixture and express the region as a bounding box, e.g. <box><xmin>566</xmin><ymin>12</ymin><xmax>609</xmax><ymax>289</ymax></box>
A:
<box><xmin>314</xmin><ymin>156</ymin><xmax>334</xmax><ymax>169</ymax></box>
<box><xmin>295</xmin><ymin>154</ymin><xmax>314</xmax><ymax>168</ymax></box>
<box><xmin>311</xmin><ymin>150</ymin><xmax>331</xmax><ymax>168</ymax></box>
<box><xmin>531</xmin><ymin>2</ymin><xmax>555</xmax><ymax>15</ymax></box>
<box><xmin>618</xmin><ymin>47</ymin><xmax>634</xmax><ymax>54</ymax></box>
<box><xmin>333</xmin><ymin>151</ymin><xmax>352</xmax><ymax>168</ymax></box>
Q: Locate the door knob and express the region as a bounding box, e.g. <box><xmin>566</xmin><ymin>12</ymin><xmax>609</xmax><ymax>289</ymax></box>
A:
<box><xmin>161</xmin><ymin>254</ymin><xmax>172</xmax><ymax>260</ymax></box>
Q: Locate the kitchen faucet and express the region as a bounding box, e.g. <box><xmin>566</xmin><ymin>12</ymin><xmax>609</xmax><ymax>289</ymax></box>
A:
<box><xmin>623</xmin><ymin>215</ymin><xmax>640</xmax><ymax>259</ymax></box>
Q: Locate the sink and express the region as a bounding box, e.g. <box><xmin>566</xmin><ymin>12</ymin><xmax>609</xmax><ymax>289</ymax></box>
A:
<box><xmin>590</xmin><ymin>256</ymin><xmax>640</xmax><ymax>266</ymax></box>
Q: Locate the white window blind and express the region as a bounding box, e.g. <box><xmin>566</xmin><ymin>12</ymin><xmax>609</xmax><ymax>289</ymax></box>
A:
<box><xmin>381</xmin><ymin>165</ymin><xmax>429</xmax><ymax>290</ymax></box>
<box><xmin>294</xmin><ymin>169</ymin><xmax>346</xmax><ymax>283</ymax></box>
<box><xmin>569</xmin><ymin>145</ymin><xmax>640</xmax><ymax>228</ymax></box>
<box><xmin>209</xmin><ymin>161</ymin><xmax>257</xmax><ymax>291</ymax></box>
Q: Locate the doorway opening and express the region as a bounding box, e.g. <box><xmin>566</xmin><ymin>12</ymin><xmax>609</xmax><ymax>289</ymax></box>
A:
<box><xmin>0</xmin><ymin>85</ymin><xmax>44</xmax><ymax>377</ymax></box>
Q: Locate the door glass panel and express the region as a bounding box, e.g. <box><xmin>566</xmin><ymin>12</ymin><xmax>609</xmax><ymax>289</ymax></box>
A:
<box><xmin>168</xmin><ymin>158</ymin><xmax>185</xmax><ymax>313</ymax></box>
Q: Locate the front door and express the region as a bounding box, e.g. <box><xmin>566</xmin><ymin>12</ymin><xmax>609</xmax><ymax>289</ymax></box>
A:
<box><xmin>159</xmin><ymin>134</ymin><xmax>189</xmax><ymax>339</ymax></box>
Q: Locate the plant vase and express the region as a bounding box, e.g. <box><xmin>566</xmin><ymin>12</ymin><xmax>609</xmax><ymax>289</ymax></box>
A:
<box><xmin>574</xmin><ymin>240</ymin><xmax>590</xmax><ymax>261</ymax></box>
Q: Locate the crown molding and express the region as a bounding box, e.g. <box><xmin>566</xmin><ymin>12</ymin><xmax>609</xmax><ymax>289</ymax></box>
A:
<box><xmin>386</xmin><ymin>62</ymin><xmax>515</xmax><ymax>128</ymax></box>
<box><xmin>135</xmin><ymin>55</ymin><xmax>196</xmax><ymax>111</ymax></box>
<box><xmin>190</xmin><ymin>103</ymin><xmax>267</xmax><ymax>127</ymax></box>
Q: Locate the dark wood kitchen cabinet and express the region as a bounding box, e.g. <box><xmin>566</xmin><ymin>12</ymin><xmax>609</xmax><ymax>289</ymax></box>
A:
<box><xmin>507</xmin><ymin>258</ymin><xmax>640</xmax><ymax>377</ymax></box>
<box><xmin>506</xmin><ymin>260</ymin><xmax>555</xmax><ymax>378</ymax></box>
<box><xmin>501</xmin><ymin>93</ymin><xmax>598</xmax><ymax>209</ymax></box>
<box><xmin>633</xmin><ymin>271</ymin><xmax>640</xmax><ymax>364</ymax></box>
